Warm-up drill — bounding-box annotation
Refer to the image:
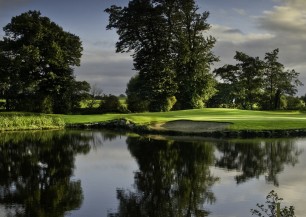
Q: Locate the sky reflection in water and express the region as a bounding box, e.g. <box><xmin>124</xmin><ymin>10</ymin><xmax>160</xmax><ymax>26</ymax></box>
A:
<box><xmin>0</xmin><ymin>130</ymin><xmax>305</xmax><ymax>217</ymax></box>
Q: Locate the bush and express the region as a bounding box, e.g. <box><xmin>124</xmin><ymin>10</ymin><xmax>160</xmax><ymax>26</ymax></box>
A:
<box><xmin>39</xmin><ymin>95</ymin><xmax>54</xmax><ymax>114</ymax></box>
<box><xmin>158</xmin><ymin>96</ymin><xmax>177</xmax><ymax>112</ymax></box>
<box><xmin>284</xmin><ymin>96</ymin><xmax>305</xmax><ymax>110</ymax></box>
<box><xmin>148</xmin><ymin>96</ymin><xmax>177</xmax><ymax>112</ymax></box>
<box><xmin>99</xmin><ymin>94</ymin><xmax>127</xmax><ymax>113</ymax></box>
<box><xmin>0</xmin><ymin>101</ymin><xmax>6</xmax><ymax>110</ymax></box>
<box><xmin>127</xmin><ymin>94</ymin><xmax>149</xmax><ymax>113</ymax></box>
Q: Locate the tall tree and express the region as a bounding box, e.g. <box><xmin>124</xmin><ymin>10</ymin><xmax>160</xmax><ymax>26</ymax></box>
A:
<box><xmin>263</xmin><ymin>49</ymin><xmax>302</xmax><ymax>110</ymax></box>
<box><xmin>173</xmin><ymin>1</ymin><xmax>218</xmax><ymax>109</ymax></box>
<box><xmin>105</xmin><ymin>0</ymin><xmax>217</xmax><ymax>111</ymax></box>
<box><xmin>106</xmin><ymin>0</ymin><xmax>177</xmax><ymax>112</ymax></box>
<box><xmin>0</xmin><ymin>10</ymin><xmax>89</xmax><ymax>113</ymax></box>
<box><xmin>234</xmin><ymin>52</ymin><xmax>264</xmax><ymax>109</ymax></box>
<box><xmin>214</xmin><ymin>52</ymin><xmax>264</xmax><ymax>109</ymax></box>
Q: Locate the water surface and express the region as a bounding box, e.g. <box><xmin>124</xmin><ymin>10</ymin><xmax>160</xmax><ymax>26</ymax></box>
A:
<box><xmin>0</xmin><ymin>130</ymin><xmax>305</xmax><ymax>217</ymax></box>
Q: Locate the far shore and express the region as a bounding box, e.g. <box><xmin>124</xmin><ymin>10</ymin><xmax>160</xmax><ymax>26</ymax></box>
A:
<box><xmin>2</xmin><ymin>108</ymin><xmax>306</xmax><ymax>138</ymax></box>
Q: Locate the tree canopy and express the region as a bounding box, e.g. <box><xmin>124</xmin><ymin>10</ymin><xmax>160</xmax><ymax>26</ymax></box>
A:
<box><xmin>106</xmin><ymin>0</ymin><xmax>218</xmax><ymax>112</ymax></box>
<box><xmin>214</xmin><ymin>49</ymin><xmax>302</xmax><ymax>110</ymax></box>
<box><xmin>0</xmin><ymin>10</ymin><xmax>89</xmax><ymax>113</ymax></box>
<box><xmin>263</xmin><ymin>49</ymin><xmax>302</xmax><ymax>110</ymax></box>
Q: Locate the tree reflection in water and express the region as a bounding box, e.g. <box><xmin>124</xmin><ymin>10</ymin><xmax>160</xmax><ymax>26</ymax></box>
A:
<box><xmin>1</xmin><ymin>130</ymin><xmax>301</xmax><ymax>217</ymax></box>
<box><xmin>109</xmin><ymin>137</ymin><xmax>219</xmax><ymax>217</ymax></box>
<box><xmin>0</xmin><ymin>130</ymin><xmax>92</xmax><ymax>217</ymax></box>
<box><xmin>110</xmin><ymin>136</ymin><xmax>302</xmax><ymax>217</ymax></box>
<box><xmin>215</xmin><ymin>139</ymin><xmax>302</xmax><ymax>186</ymax></box>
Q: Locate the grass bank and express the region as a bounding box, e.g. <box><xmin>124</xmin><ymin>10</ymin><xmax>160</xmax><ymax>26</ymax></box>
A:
<box><xmin>62</xmin><ymin>108</ymin><xmax>306</xmax><ymax>131</ymax></box>
<box><xmin>0</xmin><ymin>113</ymin><xmax>65</xmax><ymax>131</ymax></box>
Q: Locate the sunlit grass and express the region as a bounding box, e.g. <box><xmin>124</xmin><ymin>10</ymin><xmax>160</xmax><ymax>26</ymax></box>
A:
<box><xmin>0</xmin><ymin>113</ymin><xmax>65</xmax><ymax>131</ymax></box>
<box><xmin>2</xmin><ymin>109</ymin><xmax>305</xmax><ymax>131</ymax></box>
<box><xmin>62</xmin><ymin>108</ymin><xmax>306</xmax><ymax>131</ymax></box>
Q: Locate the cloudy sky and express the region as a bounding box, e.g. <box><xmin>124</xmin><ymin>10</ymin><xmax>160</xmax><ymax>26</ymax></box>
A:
<box><xmin>0</xmin><ymin>0</ymin><xmax>305</xmax><ymax>95</ymax></box>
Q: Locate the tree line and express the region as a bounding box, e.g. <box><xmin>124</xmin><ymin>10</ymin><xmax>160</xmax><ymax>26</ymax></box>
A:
<box><xmin>106</xmin><ymin>0</ymin><xmax>303</xmax><ymax>112</ymax></box>
<box><xmin>210</xmin><ymin>49</ymin><xmax>303</xmax><ymax>110</ymax></box>
<box><xmin>0</xmin><ymin>1</ymin><xmax>304</xmax><ymax>114</ymax></box>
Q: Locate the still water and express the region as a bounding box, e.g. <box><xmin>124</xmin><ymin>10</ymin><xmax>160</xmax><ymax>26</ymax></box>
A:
<box><xmin>0</xmin><ymin>130</ymin><xmax>305</xmax><ymax>217</ymax></box>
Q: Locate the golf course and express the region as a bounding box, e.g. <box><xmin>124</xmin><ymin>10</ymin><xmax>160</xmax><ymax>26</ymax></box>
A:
<box><xmin>1</xmin><ymin>109</ymin><xmax>306</xmax><ymax>133</ymax></box>
<box><xmin>62</xmin><ymin>108</ymin><xmax>306</xmax><ymax>131</ymax></box>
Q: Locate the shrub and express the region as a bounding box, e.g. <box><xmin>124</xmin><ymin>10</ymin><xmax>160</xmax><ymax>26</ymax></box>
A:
<box><xmin>284</xmin><ymin>96</ymin><xmax>305</xmax><ymax>110</ymax></box>
<box><xmin>148</xmin><ymin>96</ymin><xmax>177</xmax><ymax>112</ymax></box>
<box><xmin>99</xmin><ymin>94</ymin><xmax>127</xmax><ymax>113</ymax></box>
<box><xmin>39</xmin><ymin>95</ymin><xmax>54</xmax><ymax>114</ymax></box>
<box><xmin>156</xmin><ymin>96</ymin><xmax>177</xmax><ymax>112</ymax></box>
<box><xmin>126</xmin><ymin>94</ymin><xmax>149</xmax><ymax>113</ymax></box>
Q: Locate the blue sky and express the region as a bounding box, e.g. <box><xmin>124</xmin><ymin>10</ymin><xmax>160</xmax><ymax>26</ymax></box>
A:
<box><xmin>1</xmin><ymin>0</ymin><xmax>305</xmax><ymax>95</ymax></box>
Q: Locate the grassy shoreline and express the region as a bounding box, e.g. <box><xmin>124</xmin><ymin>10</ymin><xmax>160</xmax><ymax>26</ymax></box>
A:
<box><xmin>1</xmin><ymin>109</ymin><xmax>306</xmax><ymax>132</ymax></box>
<box><xmin>0</xmin><ymin>113</ymin><xmax>65</xmax><ymax>131</ymax></box>
<box><xmin>62</xmin><ymin>108</ymin><xmax>306</xmax><ymax>131</ymax></box>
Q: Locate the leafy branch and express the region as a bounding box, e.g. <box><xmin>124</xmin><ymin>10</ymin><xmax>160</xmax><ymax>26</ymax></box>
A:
<box><xmin>251</xmin><ymin>190</ymin><xmax>295</xmax><ymax>217</ymax></box>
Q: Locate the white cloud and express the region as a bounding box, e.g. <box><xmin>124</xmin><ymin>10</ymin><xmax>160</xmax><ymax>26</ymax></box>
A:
<box><xmin>256</xmin><ymin>0</ymin><xmax>306</xmax><ymax>92</ymax></box>
<box><xmin>258</xmin><ymin>1</ymin><xmax>306</xmax><ymax>36</ymax></box>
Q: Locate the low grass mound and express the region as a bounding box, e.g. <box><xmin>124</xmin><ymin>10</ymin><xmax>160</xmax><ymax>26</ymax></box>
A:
<box><xmin>62</xmin><ymin>108</ymin><xmax>306</xmax><ymax>131</ymax></box>
<box><xmin>0</xmin><ymin>113</ymin><xmax>65</xmax><ymax>131</ymax></box>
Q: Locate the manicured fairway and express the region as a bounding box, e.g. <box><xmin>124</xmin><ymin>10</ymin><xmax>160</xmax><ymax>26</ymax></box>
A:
<box><xmin>62</xmin><ymin>108</ymin><xmax>306</xmax><ymax>131</ymax></box>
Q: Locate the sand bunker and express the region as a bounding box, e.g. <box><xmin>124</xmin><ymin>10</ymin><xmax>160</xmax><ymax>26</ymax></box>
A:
<box><xmin>150</xmin><ymin>120</ymin><xmax>231</xmax><ymax>133</ymax></box>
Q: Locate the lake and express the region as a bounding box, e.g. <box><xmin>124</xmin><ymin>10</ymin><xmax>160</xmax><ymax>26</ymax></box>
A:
<box><xmin>0</xmin><ymin>130</ymin><xmax>305</xmax><ymax>217</ymax></box>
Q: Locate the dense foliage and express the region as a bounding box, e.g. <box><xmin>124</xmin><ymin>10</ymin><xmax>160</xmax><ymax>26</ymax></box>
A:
<box><xmin>0</xmin><ymin>11</ymin><xmax>89</xmax><ymax>114</ymax></box>
<box><xmin>106</xmin><ymin>0</ymin><xmax>217</xmax><ymax>112</ymax></box>
<box><xmin>99</xmin><ymin>94</ymin><xmax>127</xmax><ymax>113</ymax></box>
<box><xmin>214</xmin><ymin>49</ymin><xmax>302</xmax><ymax>110</ymax></box>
